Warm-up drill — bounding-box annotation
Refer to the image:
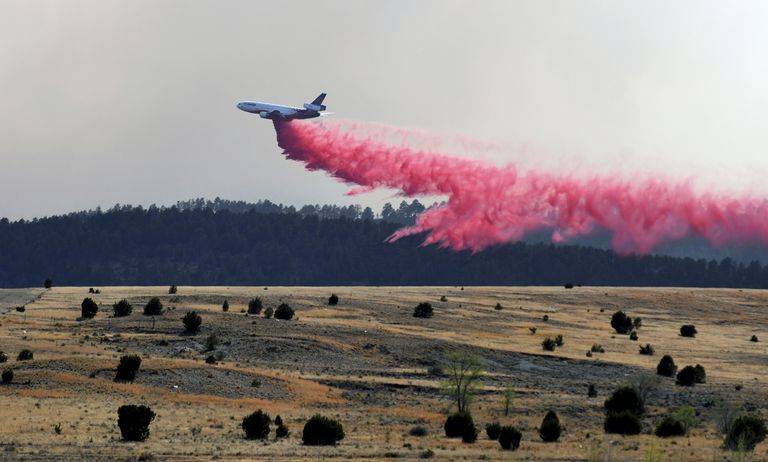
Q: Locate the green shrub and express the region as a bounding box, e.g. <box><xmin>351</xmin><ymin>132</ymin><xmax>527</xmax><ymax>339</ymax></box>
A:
<box><xmin>541</xmin><ymin>337</ymin><xmax>557</xmax><ymax>351</ymax></box>
<box><xmin>0</xmin><ymin>351</ymin><xmax>7</xmax><ymax>363</ymax></box>
<box><xmin>113</xmin><ymin>299</ymin><xmax>133</xmax><ymax>317</ymax></box>
<box><xmin>680</xmin><ymin>324</ymin><xmax>697</xmax><ymax>338</ymax></box>
<box><xmin>204</xmin><ymin>333</ymin><xmax>219</xmax><ymax>352</ymax></box>
<box><xmin>498</xmin><ymin>425</ymin><xmax>522</xmax><ymax>450</ymax></box>
<box><xmin>248</xmin><ymin>298</ymin><xmax>263</xmax><ymax>315</ymax></box>
<box><xmin>629</xmin><ymin>331</ymin><xmax>639</xmax><ymax>341</ymax></box>
<box><xmin>611</xmin><ymin>311</ymin><xmax>633</xmax><ymax>334</ymax></box>
<box><xmin>604</xmin><ymin>411</ymin><xmax>642</xmax><ymax>435</ymax></box>
<box><xmin>444</xmin><ymin>412</ymin><xmax>474</xmax><ymax>438</ymax></box>
<box><xmin>724</xmin><ymin>415</ymin><xmax>766</xmax><ymax>451</ymax></box>
<box><xmin>115</xmin><ymin>355</ymin><xmax>141</xmax><ymax>382</ymax></box>
<box><xmin>604</xmin><ymin>386</ymin><xmax>644</xmax><ymax>416</ymax></box>
<box><xmin>656</xmin><ymin>355</ymin><xmax>677</xmax><ymax>377</ymax></box>
<box><xmin>302</xmin><ymin>414</ymin><xmax>344</xmax><ymax>446</ymax></box>
<box><xmin>275</xmin><ymin>303</ymin><xmax>294</xmax><ymax>320</ymax></box>
<box><xmin>182</xmin><ymin>311</ymin><xmax>202</xmax><ymax>333</ymax></box>
<box><xmin>168</xmin><ymin>285</ymin><xmax>177</xmax><ymax>294</ymax></box>
<box><xmin>143</xmin><ymin>297</ymin><xmax>163</xmax><ymax>316</ymax></box>
<box><xmin>274</xmin><ymin>415</ymin><xmax>283</xmax><ymax>426</ymax></box>
<box><xmin>655</xmin><ymin>416</ymin><xmax>686</xmax><ymax>437</ymax></box>
<box><xmin>242</xmin><ymin>410</ymin><xmax>271</xmax><ymax>440</ymax></box>
<box><xmin>264</xmin><ymin>306</ymin><xmax>273</xmax><ymax>319</ymax></box>
<box><xmin>639</xmin><ymin>344</ymin><xmax>654</xmax><ymax>355</ymax></box>
<box><xmin>17</xmin><ymin>349</ymin><xmax>33</xmax><ymax>361</ymax></box>
<box><xmin>81</xmin><ymin>298</ymin><xmax>98</xmax><ymax>319</ymax></box>
<box><xmin>413</xmin><ymin>302</ymin><xmax>433</xmax><ymax>319</ymax></box>
<box><xmin>676</xmin><ymin>366</ymin><xmax>697</xmax><ymax>386</ymax></box>
<box><xmin>485</xmin><ymin>422</ymin><xmax>501</xmax><ymax>440</ymax></box>
<box><xmin>461</xmin><ymin>423</ymin><xmax>478</xmax><ymax>443</ymax></box>
<box><xmin>750</xmin><ymin>334</ymin><xmax>758</xmax><ymax>342</ymax></box>
<box><xmin>409</xmin><ymin>425</ymin><xmax>428</xmax><ymax>437</ymax></box>
<box><xmin>328</xmin><ymin>294</ymin><xmax>339</xmax><ymax>306</ymax></box>
<box><xmin>1</xmin><ymin>368</ymin><xmax>13</xmax><ymax>384</ymax></box>
<box><xmin>554</xmin><ymin>334</ymin><xmax>564</xmax><ymax>347</ymax></box>
<box><xmin>591</xmin><ymin>344</ymin><xmax>605</xmax><ymax>353</ymax></box>
<box><xmin>275</xmin><ymin>424</ymin><xmax>289</xmax><ymax>438</ymax></box>
<box><xmin>633</xmin><ymin>317</ymin><xmax>642</xmax><ymax>329</ymax></box>
<box><xmin>588</xmin><ymin>384</ymin><xmax>597</xmax><ymax>398</ymax></box>
<box><xmin>44</xmin><ymin>278</ymin><xmax>53</xmax><ymax>289</ymax></box>
<box><xmin>494</xmin><ymin>302</ymin><xmax>503</xmax><ymax>310</ymax></box>
<box><xmin>117</xmin><ymin>405</ymin><xmax>155</xmax><ymax>441</ymax></box>
<box><xmin>222</xmin><ymin>300</ymin><xmax>229</xmax><ymax>312</ymax></box>
<box><xmin>539</xmin><ymin>411</ymin><xmax>561</xmax><ymax>442</ymax></box>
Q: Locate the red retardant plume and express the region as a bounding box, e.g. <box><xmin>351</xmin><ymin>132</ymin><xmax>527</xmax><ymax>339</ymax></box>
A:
<box><xmin>274</xmin><ymin>119</ymin><xmax>768</xmax><ymax>254</ymax></box>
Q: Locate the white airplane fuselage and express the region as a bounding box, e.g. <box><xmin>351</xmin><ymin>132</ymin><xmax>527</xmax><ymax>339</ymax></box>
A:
<box><xmin>237</xmin><ymin>93</ymin><xmax>328</xmax><ymax>120</ymax></box>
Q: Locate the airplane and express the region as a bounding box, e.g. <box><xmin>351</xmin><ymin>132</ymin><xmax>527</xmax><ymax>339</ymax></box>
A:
<box><xmin>236</xmin><ymin>93</ymin><xmax>331</xmax><ymax>120</ymax></box>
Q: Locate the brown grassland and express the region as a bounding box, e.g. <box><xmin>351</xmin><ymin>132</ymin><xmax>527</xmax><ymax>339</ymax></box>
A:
<box><xmin>1</xmin><ymin>286</ymin><xmax>767</xmax><ymax>461</ymax></box>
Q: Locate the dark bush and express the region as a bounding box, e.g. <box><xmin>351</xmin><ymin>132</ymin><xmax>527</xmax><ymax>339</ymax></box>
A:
<box><xmin>485</xmin><ymin>422</ymin><xmax>501</xmax><ymax>440</ymax></box>
<box><xmin>604</xmin><ymin>411</ymin><xmax>642</xmax><ymax>435</ymax></box>
<box><xmin>413</xmin><ymin>302</ymin><xmax>433</xmax><ymax>319</ymax></box>
<box><xmin>680</xmin><ymin>324</ymin><xmax>697</xmax><ymax>337</ymax></box>
<box><xmin>143</xmin><ymin>297</ymin><xmax>163</xmax><ymax>316</ymax></box>
<box><xmin>539</xmin><ymin>410</ymin><xmax>561</xmax><ymax>442</ymax></box>
<box><xmin>564</xmin><ymin>283</ymin><xmax>574</xmax><ymax>289</ymax></box>
<box><xmin>604</xmin><ymin>387</ymin><xmax>644</xmax><ymax>416</ymax></box>
<box><xmin>639</xmin><ymin>344</ymin><xmax>654</xmax><ymax>355</ymax></box>
<box><xmin>498</xmin><ymin>425</ymin><xmax>522</xmax><ymax>450</ymax></box>
<box><xmin>182</xmin><ymin>311</ymin><xmax>202</xmax><ymax>333</ymax></box>
<box><xmin>629</xmin><ymin>331</ymin><xmax>639</xmax><ymax>341</ymax></box>
<box><xmin>242</xmin><ymin>410</ymin><xmax>271</xmax><ymax>440</ymax></box>
<box><xmin>328</xmin><ymin>294</ymin><xmax>339</xmax><ymax>305</ymax></box>
<box><xmin>409</xmin><ymin>425</ymin><xmax>428</xmax><ymax>437</ymax></box>
<box><xmin>17</xmin><ymin>349</ymin><xmax>33</xmax><ymax>361</ymax></box>
<box><xmin>591</xmin><ymin>344</ymin><xmax>605</xmax><ymax>353</ymax></box>
<box><xmin>554</xmin><ymin>334</ymin><xmax>564</xmax><ymax>347</ymax></box>
<box><xmin>89</xmin><ymin>288</ymin><xmax>95</xmax><ymax>293</ymax></box>
<box><xmin>494</xmin><ymin>302</ymin><xmax>503</xmax><ymax>310</ymax></box>
<box><xmin>529</xmin><ymin>326</ymin><xmax>537</xmax><ymax>334</ymax></box>
<box><xmin>633</xmin><ymin>317</ymin><xmax>642</xmax><ymax>329</ymax></box>
<box><xmin>14</xmin><ymin>306</ymin><xmax>24</xmax><ymax>312</ymax></box>
<box><xmin>542</xmin><ymin>337</ymin><xmax>557</xmax><ymax>351</ymax></box>
<box><xmin>588</xmin><ymin>384</ymin><xmax>597</xmax><ymax>397</ymax></box>
<box><xmin>655</xmin><ymin>416</ymin><xmax>686</xmax><ymax>437</ymax></box>
<box><xmin>204</xmin><ymin>333</ymin><xmax>219</xmax><ymax>352</ymax></box>
<box><xmin>724</xmin><ymin>415</ymin><xmax>766</xmax><ymax>451</ymax></box>
<box><xmin>275</xmin><ymin>424</ymin><xmax>289</xmax><ymax>438</ymax></box>
<box><xmin>264</xmin><ymin>306</ymin><xmax>273</xmax><ymax>319</ymax></box>
<box><xmin>302</xmin><ymin>414</ymin><xmax>344</xmax><ymax>445</ymax></box>
<box><xmin>247</xmin><ymin>298</ymin><xmax>263</xmax><ymax>315</ymax></box>
<box><xmin>205</xmin><ymin>355</ymin><xmax>217</xmax><ymax>364</ymax></box>
<box><xmin>542</xmin><ymin>314</ymin><xmax>549</xmax><ymax>322</ymax></box>
<box><xmin>461</xmin><ymin>424</ymin><xmax>478</xmax><ymax>443</ymax></box>
<box><xmin>113</xmin><ymin>299</ymin><xmax>133</xmax><ymax>317</ymax></box>
<box><xmin>44</xmin><ymin>278</ymin><xmax>53</xmax><ymax>289</ymax></box>
<box><xmin>222</xmin><ymin>300</ymin><xmax>229</xmax><ymax>312</ymax></box>
<box><xmin>275</xmin><ymin>303</ymin><xmax>294</xmax><ymax>320</ymax></box>
<box><xmin>676</xmin><ymin>366</ymin><xmax>697</xmax><ymax>386</ymax></box>
<box><xmin>694</xmin><ymin>364</ymin><xmax>706</xmax><ymax>383</ymax></box>
<box><xmin>168</xmin><ymin>285</ymin><xmax>178</xmax><ymax>294</ymax></box>
<box><xmin>115</xmin><ymin>355</ymin><xmax>141</xmax><ymax>382</ymax></box>
<box><xmin>117</xmin><ymin>405</ymin><xmax>155</xmax><ymax>441</ymax></box>
<box><xmin>611</xmin><ymin>311</ymin><xmax>633</xmax><ymax>334</ymax></box>
<box><xmin>1</xmin><ymin>368</ymin><xmax>12</xmax><ymax>384</ymax></box>
<box><xmin>444</xmin><ymin>412</ymin><xmax>474</xmax><ymax>438</ymax></box>
<box><xmin>81</xmin><ymin>298</ymin><xmax>98</xmax><ymax>319</ymax></box>
<box><xmin>751</xmin><ymin>334</ymin><xmax>758</xmax><ymax>342</ymax></box>
<box><xmin>274</xmin><ymin>415</ymin><xmax>283</xmax><ymax>426</ymax></box>
<box><xmin>657</xmin><ymin>355</ymin><xmax>677</xmax><ymax>377</ymax></box>
<box><xmin>0</xmin><ymin>351</ymin><xmax>7</xmax><ymax>363</ymax></box>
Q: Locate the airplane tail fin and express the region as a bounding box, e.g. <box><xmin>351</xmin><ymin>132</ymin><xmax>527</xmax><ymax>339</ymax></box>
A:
<box><xmin>303</xmin><ymin>93</ymin><xmax>327</xmax><ymax>111</ymax></box>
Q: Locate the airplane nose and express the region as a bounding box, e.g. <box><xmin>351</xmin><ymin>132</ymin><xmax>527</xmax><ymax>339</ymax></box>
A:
<box><xmin>236</xmin><ymin>102</ymin><xmax>246</xmax><ymax>111</ymax></box>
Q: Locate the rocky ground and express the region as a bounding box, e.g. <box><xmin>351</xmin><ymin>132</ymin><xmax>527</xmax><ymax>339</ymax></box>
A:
<box><xmin>0</xmin><ymin>286</ymin><xmax>767</xmax><ymax>460</ymax></box>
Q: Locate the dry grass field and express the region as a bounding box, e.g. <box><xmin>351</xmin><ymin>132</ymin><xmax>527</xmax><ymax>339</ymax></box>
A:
<box><xmin>1</xmin><ymin>285</ymin><xmax>767</xmax><ymax>461</ymax></box>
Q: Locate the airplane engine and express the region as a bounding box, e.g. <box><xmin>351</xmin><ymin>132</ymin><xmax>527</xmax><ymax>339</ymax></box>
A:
<box><xmin>259</xmin><ymin>111</ymin><xmax>270</xmax><ymax>119</ymax></box>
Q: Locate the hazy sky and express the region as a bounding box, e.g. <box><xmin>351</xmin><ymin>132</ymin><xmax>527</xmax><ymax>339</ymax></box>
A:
<box><xmin>2</xmin><ymin>1</ymin><xmax>768</xmax><ymax>219</ymax></box>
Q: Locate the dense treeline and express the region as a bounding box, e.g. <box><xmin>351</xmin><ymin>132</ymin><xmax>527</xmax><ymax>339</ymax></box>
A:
<box><xmin>0</xmin><ymin>200</ymin><xmax>766</xmax><ymax>287</ymax></box>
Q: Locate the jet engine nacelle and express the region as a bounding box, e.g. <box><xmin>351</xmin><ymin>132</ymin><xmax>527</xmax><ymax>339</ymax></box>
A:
<box><xmin>259</xmin><ymin>111</ymin><xmax>271</xmax><ymax>119</ymax></box>
<box><xmin>303</xmin><ymin>103</ymin><xmax>326</xmax><ymax>111</ymax></box>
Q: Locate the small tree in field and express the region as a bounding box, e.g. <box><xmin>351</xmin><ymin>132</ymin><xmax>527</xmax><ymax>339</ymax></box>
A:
<box><xmin>222</xmin><ymin>300</ymin><xmax>229</xmax><ymax>312</ymax></box>
<box><xmin>247</xmin><ymin>298</ymin><xmax>263</xmax><ymax>315</ymax></box>
<box><xmin>442</xmin><ymin>352</ymin><xmax>483</xmax><ymax>414</ymax></box>
<box><xmin>242</xmin><ymin>410</ymin><xmax>271</xmax><ymax>440</ymax></box>
<box><xmin>502</xmin><ymin>386</ymin><xmax>516</xmax><ymax>416</ymax></box>
<box><xmin>113</xmin><ymin>299</ymin><xmax>133</xmax><ymax>317</ymax></box>
<box><xmin>328</xmin><ymin>294</ymin><xmax>339</xmax><ymax>305</ymax></box>
<box><xmin>611</xmin><ymin>311</ymin><xmax>633</xmax><ymax>334</ymax></box>
<box><xmin>81</xmin><ymin>298</ymin><xmax>98</xmax><ymax>319</ymax></box>
<box><xmin>168</xmin><ymin>285</ymin><xmax>178</xmax><ymax>294</ymax></box>
<box><xmin>275</xmin><ymin>303</ymin><xmax>294</xmax><ymax>320</ymax></box>
<box><xmin>115</xmin><ymin>355</ymin><xmax>141</xmax><ymax>382</ymax></box>
<box><xmin>183</xmin><ymin>311</ymin><xmax>202</xmax><ymax>333</ymax></box>
<box><xmin>44</xmin><ymin>278</ymin><xmax>53</xmax><ymax>289</ymax></box>
<box><xmin>143</xmin><ymin>297</ymin><xmax>163</xmax><ymax>316</ymax></box>
<box><xmin>117</xmin><ymin>405</ymin><xmax>155</xmax><ymax>441</ymax></box>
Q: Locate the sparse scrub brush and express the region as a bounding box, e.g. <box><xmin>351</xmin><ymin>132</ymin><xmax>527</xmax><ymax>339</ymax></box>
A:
<box><xmin>409</xmin><ymin>425</ymin><xmax>427</xmax><ymax>437</ymax></box>
<box><xmin>676</xmin><ymin>366</ymin><xmax>697</xmax><ymax>386</ymax></box>
<box><xmin>222</xmin><ymin>300</ymin><xmax>229</xmax><ymax>312</ymax></box>
<box><xmin>182</xmin><ymin>311</ymin><xmax>202</xmax><ymax>333</ymax></box>
<box><xmin>81</xmin><ymin>297</ymin><xmax>98</xmax><ymax>319</ymax></box>
<box><xmin>242</xmin><ymin>410</ymin><xmax>271</xmax><ymax>440</ymax></box>
<box><xmin>328</xmin><ymin>294</ymin><xmax>339</xmax><ymax>305</ymax></box>
<box><xmin>724</xmin><ymin>415</ymin><xmax>766</xmax><ymax>451</ymax></box>
<box><xmin>17</xmin><ymin>349</ymin><xmax>33</xmax><ymax>361</ymax></box>
<box><xmin>117</xmin><ymin>405</ymin><xmax>155</xmax><ymax>441</ymax></box>
<box><xmin>1</xmin><ymin>368</ymin><xmax>13</xmax><ymax>384</ymax></box>
<box><xmin>0</xmin><ymin>351</ymin><xmax>6</xmax><ymax>363</ymax></box>
<box><xmin>264</xmin><ymin>306</ymin><xmax>273</xmax><ymax>319</ymax></box>
<box><xmin>604</xmin><ymin>410</ymin><xmax>642</xmax><ymax>435</ymax></box>
<box><xmin>444</xmin><ymin>412</ymin><xmax>474</xmax><ymax>438</ymax></box>
<box><xmin>604</xmin><ymin>387</ymin><xmax>644</xmax><ymax>416</ymax></box>
<box><xmin>541</xmin><ymin>337</ymin><xmax>557</xmax><ymax>351</ymax></box>
<box><xmin>113</xmin><ymin>299</ymin><xmax>133</xmax><ymax>317</ymax></box>
<box><xmin>656</xmin><ymin>355</ymin><xmax>677</xmax><ymax>377</ymax></box>
<box><xmin>498</xmin><ymin>425</ymin><xmax>522</xmax><ymax>450</ymax></box>
<box><xmin>115</xmin><ymin>355</ymin><xmax>141</xmax><ymax>382</ymax></box>
<box><xmin>168</xmin><ymin>285</ymin><xmax>177</xmax><ymax>294</ymax></box>
<box><xmin>485</xmin><ymin>422</ymin><xmax>501</xmax><ymax>440</ymax></box>
<box><xmin>413</xmin><ymin>302</ymin><xmax>433</xmax><ymax>319</ymax></box>
<box><xmin>274</xmin><ymin>303</ymin><xmax>294</xmax><ymax>320</ymax></box>
<box><xmin>247</xmin><ymin>297</ymin><xmax>263</xmax><ymax>315</ymax></box>
<box><xmin>143</xmin><ymin>297</ymin><xmax>163</xmax><ymax>316</ymax></box>
<box><xmin>204</xmin><ymin>334</ymin><xmax>219</xmax><ymax>352</ymax></box>
<box><xmin>539</xmin><ymin>410</ymin><xmax>562</xmax><ymax>442</ymax></box>
<box><xmin>610</xmin><ymin>311</ymin><xmax>633</xmax><ymax>334</ymax></box>
<box><xmin>639</xmin><ymin>344</ymin><xmax>654</xmax><ymax>355</ymax></box>
<box><xmin>680</xmin><ymin>324</ymin><xmax>697</xmax><ymax>337</ymax></box>
<box><xmin>302</xmin><ymin>414</ymin><xmax>344</xmax><ymax>446</ymax></box>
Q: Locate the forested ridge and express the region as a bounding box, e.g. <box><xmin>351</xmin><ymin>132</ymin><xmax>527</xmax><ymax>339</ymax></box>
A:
<box><xmin>0</xmin><ymin>198</ymin><xmax>766</xmax><ymax>288</ymax></box>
